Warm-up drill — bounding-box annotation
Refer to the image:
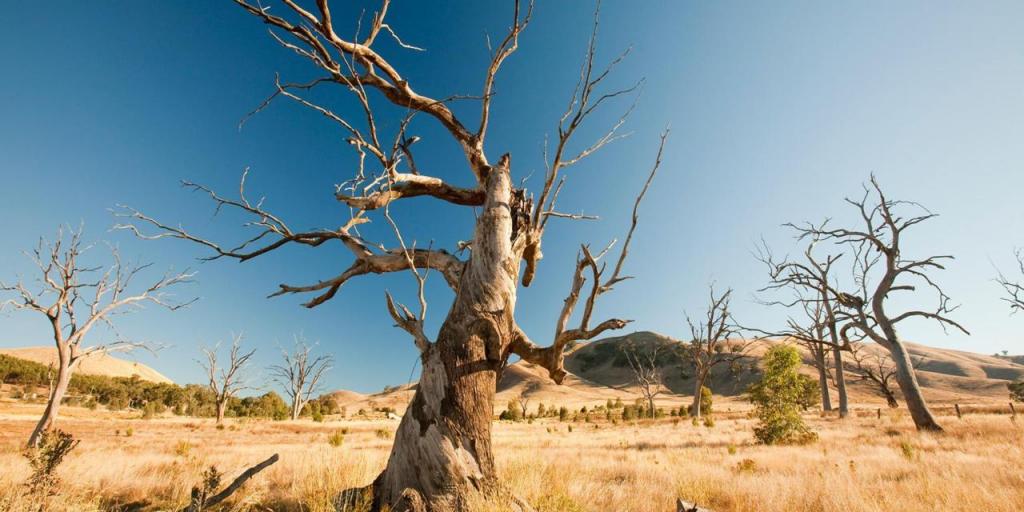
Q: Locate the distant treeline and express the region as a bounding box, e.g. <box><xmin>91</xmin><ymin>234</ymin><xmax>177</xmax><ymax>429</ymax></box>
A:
<box><xmin>0</xmin><ymin>354</ymin><xmax>338</xmax><ymax>420</ymax></box>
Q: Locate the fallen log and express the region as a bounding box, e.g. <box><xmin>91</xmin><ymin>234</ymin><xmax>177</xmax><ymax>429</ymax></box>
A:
<box><xmin>183</xmin><ymin>453</ymin><xmax>280</xmax><ymax>512</ymax></box>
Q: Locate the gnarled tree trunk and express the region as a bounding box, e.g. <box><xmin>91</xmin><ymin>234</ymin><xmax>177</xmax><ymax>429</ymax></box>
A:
<box><xmin>371</xmin><ymin>162</ymin><xmax>521</xmax><ymax>511</ymax></box>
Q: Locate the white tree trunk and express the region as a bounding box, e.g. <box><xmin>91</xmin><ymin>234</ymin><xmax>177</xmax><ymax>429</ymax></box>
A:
<box><xmin>889</xmin><ymin>340</ymin><xmax>941</xmax><ymax>430</ymax></box>
<box><xmin>28</xmin><ymin>346</ymin><xmax>72</xmax><ymax>447</ymax></box>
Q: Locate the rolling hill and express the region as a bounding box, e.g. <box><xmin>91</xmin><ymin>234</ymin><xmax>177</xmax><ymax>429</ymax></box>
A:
<box><xmin>326</xmin><ymin>331</ymin><xmax>1024</xmax><ymax>415</ymax></box>
<box><xmin>0</xmin><ymin>346</ymin><xmax>172</xmax><ymax>384</ymax></box>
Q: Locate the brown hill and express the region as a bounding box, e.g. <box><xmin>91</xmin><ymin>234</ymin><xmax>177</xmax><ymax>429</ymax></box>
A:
<box><xmin>0</xmin><ymin>347</ymin><xmax>172</xmax><ymax>384</ymax></box>
<box><xmin>325</xmin><ymin>331</ymin><xmax>1024</xmax><ymax>415</ymax></box>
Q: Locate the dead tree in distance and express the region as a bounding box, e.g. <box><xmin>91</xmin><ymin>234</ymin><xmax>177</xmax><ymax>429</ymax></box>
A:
<box><xmin>681</xmin><ymin>286</ymin><xmax>752</xmax><ymax>418</ymax></box>
<box><xmin>623</xmin><ymin>341</ymin><xmax>668</xmax><ymax>418</ymax></box>
<box><xmin>847</xmin><ymin>342</ymin><xmax>899</xmax><ymax>408</ymax></box>
<box><xmin>0</xmin><ymin>226</ymin><xmax>194</xmax><ymax>447</ymax></box>
<box><xmin>199</xmin><ymin>333</ymin><xmax>256</xmax><ymax>424</ymax></box>
<box><xmin>784</xmin><ymin>176</ymin><xmax>969</xmax><ymax>431</ymax></box>
<box><xmin>268</xmin><ymin>336</ymin><xmax>333</xmax><ymax>421</ymax></box>
<box><xmin>115</xmin><ymin>1</ymin><xmax>668</xmax><ymax>508</ymax></box>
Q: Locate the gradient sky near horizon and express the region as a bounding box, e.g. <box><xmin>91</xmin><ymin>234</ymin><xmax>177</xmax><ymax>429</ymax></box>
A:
<box><xmin>2</xmin><ymin>1</ymin><xmax>1023</xmax><ymax>394</ymax></box>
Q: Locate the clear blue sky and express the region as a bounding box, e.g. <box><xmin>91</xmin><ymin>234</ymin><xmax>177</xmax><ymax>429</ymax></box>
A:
<box><xmin>1</xmin><ymin>1</ymin><xmax>1022</xmax><ymax>393</ymax></box>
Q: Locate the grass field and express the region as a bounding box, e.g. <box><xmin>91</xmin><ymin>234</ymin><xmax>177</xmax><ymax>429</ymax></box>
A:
<box><xmin>1</xmin><ymin>400</ymin><xmax>1022</xmax><ymax>512</ymax></box>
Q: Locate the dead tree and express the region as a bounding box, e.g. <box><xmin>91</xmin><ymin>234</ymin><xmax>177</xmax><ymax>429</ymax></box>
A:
<box><xmin>114</xmin><ymin>2</ymin><xmax>664</xmax><ymax>507</ymax></box>
<box><xmin>996</xmin><ymin>249</ymin><xmax>1024</xmax><ymax>313</ymax></box>
<box><xmin>514</xmin><ymin>392</ymin><xmax>532</xmax><ymax>419</ymax></box>
<box><xmin>199</xmin><ymin>334</ymin><xmax>256</xmax><ymax>424</ymax></box>
<box><xmin>847</xmin><ymin>342</ymin><xmax>899</xmax><ymax>408</ymax></box>
<box><xmin>681</xmin><ymin>286</ymin><xmax>752</xmax><ymax>418</ymax></box>
<box><xmin>757</xmin><ymin>240</ymin><xmax>851</xmax><ymax>417</ymax></box>
<box><xmin>0</xmin><ymin>227</ymin><xmax>193</xmax><ymax>447</ymax></box>
<box><xmin>623</xmin><ymin>341</ymin><xmax>667</xmax><ymax>418</ymax></box>
<box><xmin>268</xmin><ymin>337</ymin><xmax>333</xmax><ymax>421</ymax></box>
<box><xmin>782</xmin><ymin>176</ymin><xmax>969</xmax><ymax>431</ymax></box>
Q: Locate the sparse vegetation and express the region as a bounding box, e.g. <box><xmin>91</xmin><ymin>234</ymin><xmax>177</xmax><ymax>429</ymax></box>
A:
<box><xmin>22</xmin><ymin>429</ymin><xmax>79</xmax><ymax>507</ymax></box>
<box><xmin>0</xmin><ymin>412</ymin><xmax>1020</xmax><ymax>511</ymax></box>
<box><xmin>327</xmin><ymin>430</ymin><xmax>345</xmax><ymax>447</ymax></box>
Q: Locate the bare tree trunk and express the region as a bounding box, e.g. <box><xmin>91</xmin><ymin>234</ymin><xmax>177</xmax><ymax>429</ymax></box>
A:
<box><xmin>814</xmin><ymin>349</ymin><xmax>832</xmax><ymax>412</ymax></box>
<box><xmin>290</xmin><ymin>398</ymin><xmax>302</xmax><ymax>421</ymax></box>
<box><xmin>883</xmin><ymin>388</ymin><xmax>899</xmax><ymax>408</ymax></box>
<box><xmin>690</xmin><ymin>377</ymin><xmax>704</xmax><ymax>419</ymax></box>
<box><xmin>215</xmin><ymin>400</ymin><xmax>227</xmax><ymax>425</ymax></box>
<box><xmin>889</xmin><ymin>340</ymin><xmax>941</xmax><ymax>431</ymax></box>
<box><xmin>28</xmin><ymin>347</ymin><xmax>71</xmax><ymax>447</ymax></box>
<box><xmin>831</xmin><ymin>346</ymin><xmax>848</xmax><ymax>417</ymax></box>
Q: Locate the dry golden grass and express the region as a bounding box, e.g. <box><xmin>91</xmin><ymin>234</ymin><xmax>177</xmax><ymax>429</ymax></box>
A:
<box><xmin>1</xmin><ymin>404</ymin><xmax>1022</xmax><ymax>512</ymax></box>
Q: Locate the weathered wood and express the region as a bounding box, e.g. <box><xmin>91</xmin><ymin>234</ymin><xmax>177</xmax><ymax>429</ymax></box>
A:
<box><xmin>677</xmin><ymin>498</ymin><xmax>713</xmax><ymax>512</ymax></box>
<box><xmin>955</xmin><ymin>403</ymin><xmax>962</xmax><ymax>419</ymax></box>
<box><xmin>184</xmin><ymin>454</ymin><xmax>280</xmax><ymax>512</ymax></box>
<box><xmin>119</xmin><ymin>2</ymin><xmax>663</xmax><ymax>509</ymax></box>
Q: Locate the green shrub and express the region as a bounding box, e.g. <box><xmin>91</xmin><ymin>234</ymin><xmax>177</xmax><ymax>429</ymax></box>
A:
<box><xmin>899</xmin><ymin>440</ymin><xmax>915</xmax><ymax>460</ymax></box>
<box><xmin>23</xmin><ymin>429</ymin><xmax>79</xmax><ymax>502</ymax></box>
<box><xmin>747</xmin><ymin>345</ymin><xmax>818</xmax><ymax>445</ymax></box>
<box><xmin>328</xmin><ymin>430</ymin><xmax>345</xmax><ymax>447</ymax></box>
<box><xmin>174</xmin><ymin>440</ymin><xmax>191</xmax><ymax>456</ymax></box>
<box><xmin>558</xmin><ymin>406</ymin><xmax>569</xmax><ymax>422</ymax></box>
<box><xmin>734</xmin><ymin>458</ymin><xmax>757</xmax><ymax>473</ymax></box>
<box><xmin>621</xmin><ymin>405</ymin><xmax>636</xmax><ymax>421</ymax></box>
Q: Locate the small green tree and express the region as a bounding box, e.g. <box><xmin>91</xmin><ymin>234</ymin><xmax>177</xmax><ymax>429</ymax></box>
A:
<box><xmin>558</xmin><ymin>406</ymin><xmax>569</xmax><ymax>422</ymax></box>
<box><xmin>1010</xmin><ymin>380</ymin><xmax>1024</xmax><ymax>402</ymax></box>
<box><xmin>747</xmin><ymin>345</ymin><xmax>817</xmax><ymax>445</ymax></box>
